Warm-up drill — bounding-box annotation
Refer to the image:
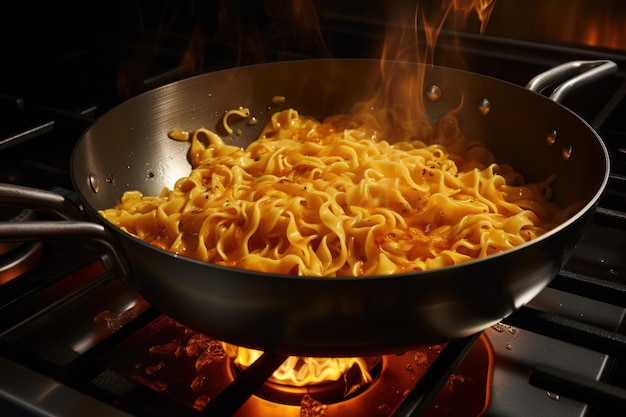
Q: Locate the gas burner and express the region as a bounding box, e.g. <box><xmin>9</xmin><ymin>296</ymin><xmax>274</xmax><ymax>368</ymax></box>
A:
<box><xmin>249</xmin><ymin>362</ymin><xmax>380</xmax><ymax>406</ymax></box>
<box><xmin>0</xmin><ymin>241</ymin><xmax>43</xmax><ymax>285</ymax></box>
<box><xmin>103</xmin><ymin>315</ymin><xmax>492</xmax><ymax>416</ymax></box>
<box><xmin>0</xmin><ymin>207</ymin><xmax>42</xmax><ymax>285</ymax></box>
<box><xmin>228</xmin><ymin>352</ymin><xmax>382</xmax><ymax>405</ymax></box>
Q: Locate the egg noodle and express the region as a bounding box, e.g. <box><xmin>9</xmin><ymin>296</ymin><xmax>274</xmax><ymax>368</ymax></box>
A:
<box><xmin>99</xmin><ymin>108</ymin><xmax>578</xmax><ymax>276</ymax></box>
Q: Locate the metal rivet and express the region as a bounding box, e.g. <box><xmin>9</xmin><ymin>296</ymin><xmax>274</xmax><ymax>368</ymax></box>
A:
<box><xmin>88</xmin><ymin>173</ymin><xmax>101</xmax><ymax>193</ymax></box>
<box><xmin>561</xmin><ymin>143</ymin><xmax>573</xmax><ymax>160</ymax></box>
<box><xmin>425</xmin><ymin>85</ymin><xmax>442</xmax><ymax>102</ymax></box>
<box><xmin>477</xmin><ymin>98</ymin><xmax>491</xmax><ymax>115</ymax></box>
<box><xmin>546</xmin><ymin>128</ymin><xmax>558</xmax><ymax>145</ymax></box>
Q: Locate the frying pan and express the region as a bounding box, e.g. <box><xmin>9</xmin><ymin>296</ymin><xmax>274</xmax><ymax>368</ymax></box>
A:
<box><xmin>0</xmin><ymin>59</ymin><xmax>616</xmax><ymax>356</ymax></box>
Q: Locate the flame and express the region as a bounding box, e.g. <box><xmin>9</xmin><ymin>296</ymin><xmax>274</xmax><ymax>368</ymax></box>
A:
<box><xmin>381</xmin><ymin>0</ymin><xmax>497</xmax><ymax>63</ymax></box>
<box><xmin>223</xmin><ymin>343</ymin><xmax>374</xmax><ymax>388</ymax></box>
<box><xmin>351</xmin><ymin>0</ymin><xmax>497</xmax><ymax>141</ymax></box>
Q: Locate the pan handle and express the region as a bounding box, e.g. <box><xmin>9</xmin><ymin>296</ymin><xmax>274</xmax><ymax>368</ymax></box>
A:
<box><xmin>0</xmin><ymin>183</ymin><xmax>84</xmax><ymax>220</ymax></box>
<box><xmin>525</xmin><ymin>60</ymin><xmax>618</xmax><ymax>103</ymax></box>
<box><xmin>0</xmin><ymin>182</ymin><xmax>129</xmax><ymax>276</ymax></box>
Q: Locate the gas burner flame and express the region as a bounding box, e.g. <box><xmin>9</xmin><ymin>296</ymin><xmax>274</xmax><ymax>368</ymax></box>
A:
<box><xmin>223</xmin><ymin>343</ymin><xmax>376</xmax><ymax>390</ymax></box>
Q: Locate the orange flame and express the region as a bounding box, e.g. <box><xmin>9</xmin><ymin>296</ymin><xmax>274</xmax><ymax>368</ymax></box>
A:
<box><xmin>351</xmin><ymin>0</ymin><xmax>497</xmax><ymax>142</ymax></box>
<box><xmin>223</xmin><ymin>343</ymin><xmax>375</xmax><ymax>388</ymax></box>
<box><xmin>381</xmin><ymin>0</ymin><xmax>497</xmax><ymax>63</ymax></box>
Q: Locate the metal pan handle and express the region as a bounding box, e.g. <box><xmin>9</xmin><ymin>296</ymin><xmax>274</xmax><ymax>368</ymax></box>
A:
<box><xmin>525</xmin><ymin>60</ymin><xmax>618</xmax><ymax>103</ymax></box>
<box><xmin>0</xmin><ymin>183</ymin><xmax>84</xmax><ymax>220</ymax></box>
<box><xmin>0</xmin><ymin>182</ymin><xmax>129</xmax><ymax>276</ymax></box>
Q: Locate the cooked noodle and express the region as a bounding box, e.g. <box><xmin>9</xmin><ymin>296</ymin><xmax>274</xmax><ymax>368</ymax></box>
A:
<box><xmin>99</xmin><ymin>108</ymin><xmax>579</xmax><ymax>276</ymax></box>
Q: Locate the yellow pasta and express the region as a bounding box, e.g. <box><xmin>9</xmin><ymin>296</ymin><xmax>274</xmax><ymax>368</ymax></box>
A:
<box><xmin>99</xmin><ymin>108</ymin><xmax>578</xmax><ymax>276</ymax></box>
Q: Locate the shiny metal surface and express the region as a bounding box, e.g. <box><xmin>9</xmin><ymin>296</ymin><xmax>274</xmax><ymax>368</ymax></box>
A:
<box><xmin>0</xmin><ymin>357</ymin><xmax>134</xmax><ymax>417</ymax></box>
<box><xmin>525</xmin><ymin>60</ymin><xmax>618</xmax><ymax>103</ymax></box>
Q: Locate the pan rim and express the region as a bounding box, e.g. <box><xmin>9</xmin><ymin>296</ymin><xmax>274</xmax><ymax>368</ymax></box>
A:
<box><xmin>73</xmin><ymin>58</ymin><xmax>611</xmax><ymax>282</ymax></box>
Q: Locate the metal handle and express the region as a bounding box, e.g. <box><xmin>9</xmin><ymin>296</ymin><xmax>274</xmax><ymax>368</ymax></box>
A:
<box><xmin>525</xmin><ymin>60</ymin><xmax>618</xmax><ymax>103</ymax></box>
<box><xmin>0</xmin><ymin>220</ymin><xmax>108</xmax><ymax>241</ymax></box>
<box><xmin>0</xmin><ymin>183</ymin><xmax>84</xmax><ymax>220</ymax></box>
<box><xmin>0</xmin><ymin>182</ymin><xmax>129</xmax><ymax>276</ymax></box>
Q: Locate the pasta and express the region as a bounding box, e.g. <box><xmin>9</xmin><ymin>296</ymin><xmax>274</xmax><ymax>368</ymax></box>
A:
<box><xmin>99</xmin><ymin>108</ymin><xmax>579</xmax><ymax>276</ymax></box>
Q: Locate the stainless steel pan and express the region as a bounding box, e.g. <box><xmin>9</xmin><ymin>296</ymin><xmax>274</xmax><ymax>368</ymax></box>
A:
<box><xmin>0</xmin><ymin>59</ymin><xmax>616</xmax><ymax>356</ymax></box>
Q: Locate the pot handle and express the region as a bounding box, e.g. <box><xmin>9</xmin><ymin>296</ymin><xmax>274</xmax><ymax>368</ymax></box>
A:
<box><xmin>0</xmin><ymin>182</ymin><xmax>129</xmax><ymax>276</ymax></box>
<box><xmin>525</xmin><ymin>60</ymin><xmax>618</xmax><ymax>103</ymax></box>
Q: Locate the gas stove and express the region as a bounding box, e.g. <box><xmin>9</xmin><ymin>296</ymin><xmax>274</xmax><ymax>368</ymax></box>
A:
<box><xmin>1</xmin><ymin>1</ymin><xmax>626</xmax><ymax>416</ymax></box>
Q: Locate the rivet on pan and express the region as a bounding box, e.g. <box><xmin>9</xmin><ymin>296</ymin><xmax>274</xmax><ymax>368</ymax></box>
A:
<box><xmin>561</xmin><ymin>143</ymin><xmax>573</xmax><ymax>160</ymax></box>
<box><xmin>425</xmin><ymin>85</ymin><xmax>442</xmax><ymax>102</ymax></box>
<box><xmin>546</xmin><ymin>128</ymin><xmax>558</xmax><ymax>145</ymax></box>
<box><xmin>88</xmin><ymin>173</ymin><xmax>101</xmax><ymax>194</ymax></box>
<box><xmin>477</xmin><ymin>98</ymin><xmax>491</xmax><ymax>115</ymax></box>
